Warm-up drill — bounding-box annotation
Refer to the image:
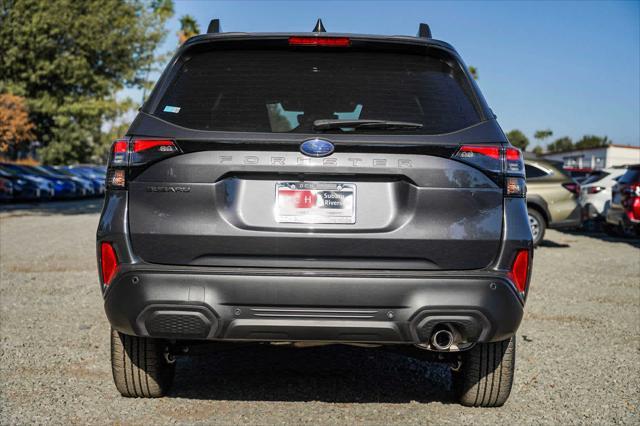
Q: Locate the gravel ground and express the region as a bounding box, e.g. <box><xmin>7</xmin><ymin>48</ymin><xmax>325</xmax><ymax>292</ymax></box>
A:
<box><xmin>1</xmin><ymin>200</ymin><xmax>639</xmax><ymax>424</ymax></box>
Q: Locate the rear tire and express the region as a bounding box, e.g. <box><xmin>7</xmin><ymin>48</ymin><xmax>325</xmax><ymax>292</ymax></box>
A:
<box><xmin>453</xmin><ymin>337</ymin><xmax>516</xmax><ymax>407</ymax></box>
<box><xmin>110</xmin><ymin>328</ymin><xmax>175</xmax><ymax>397</ymax></box>
<box><xmin>528</xmin><ymin>209</ymin><xmax>546</xmax><ymax>247</ymax></box>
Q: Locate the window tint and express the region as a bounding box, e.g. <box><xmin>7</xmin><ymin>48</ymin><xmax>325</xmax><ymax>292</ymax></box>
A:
<box><xmin>525</xmin><ymin>164</ymin><xmax>549</xmax><ymax>179</ymax></box>
<box><xmin>154</xmin><ymin>49</ymin><xmax>481</xmax><ymax>134</ymax></box>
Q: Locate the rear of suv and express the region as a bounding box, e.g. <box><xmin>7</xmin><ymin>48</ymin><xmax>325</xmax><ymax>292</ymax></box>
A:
<box><xmin>97</xmin><ymin>21</ymin><xmax>533</xmax><ymax>407</ymax></box>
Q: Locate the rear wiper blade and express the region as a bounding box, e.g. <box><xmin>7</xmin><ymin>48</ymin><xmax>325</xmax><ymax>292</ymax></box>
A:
<box><xmin>313</xmin><ymin>119</ymin><xmax>423</xmax><ymax>131</ymax></box>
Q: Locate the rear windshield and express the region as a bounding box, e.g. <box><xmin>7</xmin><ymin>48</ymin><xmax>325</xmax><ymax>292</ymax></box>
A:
<box><xmin>153</xmin><ymin>49</ymin><xmax>482</xmax><ymax>134</ymax></box>
<box><xmin>618</xmin><ymin>168</ymin><xmax>640</xmax><ymax>184</ymax></box>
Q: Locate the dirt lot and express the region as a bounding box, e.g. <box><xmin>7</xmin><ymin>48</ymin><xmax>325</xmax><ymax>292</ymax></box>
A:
<box><xmin>1</xmin><ymin>200</ymin><xmax>639</xmax><ymax>425</ymax></box>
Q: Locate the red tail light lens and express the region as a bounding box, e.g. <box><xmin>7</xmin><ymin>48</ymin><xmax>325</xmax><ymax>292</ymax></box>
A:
<box><xmin>289</xmin><ymin>36</ymin><xmax>351</xmax><ymax>47</ymax></box>
<box><xmin>100</xmin><ymin>242</ymin><xmax>119</xmax><ymax>286</ymax></box>
<box><xmin>562</xmin><ymin>182</ymin><xmax>580</xmax><ymax>194</ymax></box>
<box><xmin>130</xmin><ymin>139</ymin><xmax>179</xmax><ymax>165</ymax></box>
<box><xmin>110</xmin><ymin>139</ymin><xmax>129</xmax><ymax>165</ymax></box>
<box><xmin>133</xmin><ymin>139</ymin><xmax>176</xmax><ymax>153</ymax></box>
<box><xmin>456</xmin><ymin>145</ymin><xmax>500</xmax><ymax>160</ymax></box>
<box><xmin>509</xmin><ymin>249</ymin><xmax>530</xmax><ymax>295</ymax></box>
<box><xmin>453</xmin><ymin>145</ymin><xmax>502</xmax><ymax>176</ymax></box>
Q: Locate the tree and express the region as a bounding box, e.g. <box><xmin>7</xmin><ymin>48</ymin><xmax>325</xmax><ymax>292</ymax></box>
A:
<box><xmin>0</xmin><ymin>0</ymin><xmax>175</xmax><ymax>164</ymax></box>
<box><xmin>534</xmin><ymin>129</ymin><xmax>553</xmax><ymax>143</ymax></box>
<box><xmin>0</xmin><ymin>93</ymin><xmax>35</xmax><ymax>155</ymax></box>
<box><xmin>178</xmin><ymin>15</ymin><xmax>200</xmax><ymax>44</ymax></box>
<box><xmin>468</xmin><ymin>66</ymin><xmax>478</xmax><ymax>80</ymax></box>
<box><xmin>547</xmin><ymin>137</ymin><xmax>574</xmax><ymax>153</ymax></box>
<box><xmin>507</xmin><ymin>129</ymin><xmax>529</xmax><ymax>151</ymax></box>
<box><xmin>575</xmin><ymin>135</ymin><xmax>611</xmax><ymax>149</ymax></box>
<box><xmin>532</xmin><ymin>146</ymin><xmax>544</xmax><ymax>157</ymax></box>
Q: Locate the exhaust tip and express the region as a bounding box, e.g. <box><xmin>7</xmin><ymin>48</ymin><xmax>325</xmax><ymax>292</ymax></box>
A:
<box><xmin>431</xmin><ymin>327</ymin><xmax>454</xmax><ymax>351</ymax></box>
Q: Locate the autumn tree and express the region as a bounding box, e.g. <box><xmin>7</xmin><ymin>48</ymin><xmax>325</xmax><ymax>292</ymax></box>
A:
<box><xmin>0</xmin><ymin>93</ymin><xmax>35</xmax><ymax>155</ymax></box>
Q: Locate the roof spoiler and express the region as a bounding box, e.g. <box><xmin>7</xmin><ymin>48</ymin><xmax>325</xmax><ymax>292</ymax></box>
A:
<box><xmin>417</xmin><ymin>23</ymin><xmax>432</xmax><ymax>38</ymax></box>
<box><xmin>207</xmin><ymin>19</ymin><xmax>221</xmax><ymax>34</ymax></box>
<box><xmin>205</xmin><ymin>18</ymin><xmax>432</xmax><ymax>38</ymax></box>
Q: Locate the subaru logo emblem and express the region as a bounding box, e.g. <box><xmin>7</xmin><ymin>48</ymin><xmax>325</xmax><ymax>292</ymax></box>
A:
<box><xmin>300</xmin><ymin>138</ymin><xmax>334</xmax><ymax>158</ymax></box>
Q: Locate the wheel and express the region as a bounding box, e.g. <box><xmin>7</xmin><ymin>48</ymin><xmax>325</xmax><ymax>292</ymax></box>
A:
<box><xmin>110</xmin><ymin>328</ymin><xmax>175</xmax><ymax>397</ymax></box>
<box><xmin>528</xmin><ymin>209</ymin><xmax>546</xmax><ymax>247</ymax></box>
<box><xmin>453</xmin><ymin>337</ymin><xmax>516</xmax><ymax>407</ymax></box>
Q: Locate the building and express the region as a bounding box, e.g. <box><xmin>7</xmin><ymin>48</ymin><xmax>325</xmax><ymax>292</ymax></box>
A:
<box><xmin>541</xmin><ymin>144</ymin><xmax>640</xmax><ymax>173</ymax></box>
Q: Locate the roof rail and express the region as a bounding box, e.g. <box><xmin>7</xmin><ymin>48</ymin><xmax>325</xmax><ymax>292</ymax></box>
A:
<box><xmin>417</xmin><ymin>23</ymin><xmax>432</xmax><ymax>38</ymax></box>
<box><xmin>313</xmin><ymin>18</ymin><xmax>326</xmax><ymax>32</ymax></box>
<box><xmin>207</xmin><ymin>19</ymin><xmax>221</xmax><ymax>34</ymax></box>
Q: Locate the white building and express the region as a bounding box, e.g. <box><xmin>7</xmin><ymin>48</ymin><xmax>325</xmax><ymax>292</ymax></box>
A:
<box><xmin>541</xmin><ymin>144</ymin><xmax>640</xmax><ymax>172</ymax></box>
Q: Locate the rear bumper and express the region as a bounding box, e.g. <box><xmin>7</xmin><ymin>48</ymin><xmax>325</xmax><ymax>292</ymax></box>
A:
<box><xmin>549</xmin><ymin>204</ymin><xmax>582</xmax><ymax>229</ymax></box>
<box><xmin>104</xmin><ymin>265</ymin><xmax>524</xmax><ymax>345</ymax></box>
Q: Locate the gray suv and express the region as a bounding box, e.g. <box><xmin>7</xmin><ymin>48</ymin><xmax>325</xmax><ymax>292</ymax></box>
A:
<box><xmin>97</xmin><ymin>20</ymin><xmax>533</xmax><ymax>407</ymax></box>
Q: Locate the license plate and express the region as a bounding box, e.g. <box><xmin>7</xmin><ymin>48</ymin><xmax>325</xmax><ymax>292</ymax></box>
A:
<box><xmin>276</xmin><ymin>182</ymin><xmax>356</xmax><ymax>224</ymax></box>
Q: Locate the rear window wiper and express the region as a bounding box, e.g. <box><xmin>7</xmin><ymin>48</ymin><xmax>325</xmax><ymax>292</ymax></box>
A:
<box><xmin>313</xmin><ymin>119</ymin><xmax>423</xmax><ymax>131</ymax></box>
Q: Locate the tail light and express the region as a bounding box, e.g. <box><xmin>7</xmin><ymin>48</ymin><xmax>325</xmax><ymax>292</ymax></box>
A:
<box><xmin>562</xmin><ymin>182</ymin><xmax>580</xmax><ymax>195</ymax></box>
<box><xmin>100</xmin><ymin>242</ymin><xmax>119</xmax><ymax>286</ymax></box>
<box><xmin>289</xmin><ymin>36</ymin><xmax>351</xmax><ymax>47</ymax></box>
<box><xmin>453</xmin><ymin>145</ymin><xmax>526</xmax><ymax>197</ymax></box>
<box><xmin>509</xmin><ymin>249</ymin><xmax>530</xmax><ymax>296</ymax></box>
<box><xmin>586</xmin><ymin>186</ymin><xmax>605</xmax><ymax>194</ymax></box>
<box><xmin>624</xmin><ymin>184</ymin><xmax>640</xmax><ymax>221</ymax></box>
<box><xmin>106</xmin><ymin>138</ymin><xmax>180</xmax><ymax>189</ymax></box>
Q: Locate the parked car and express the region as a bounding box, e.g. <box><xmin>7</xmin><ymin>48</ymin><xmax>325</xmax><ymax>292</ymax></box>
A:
<box><xmin>0</xmin><ymin>165</ymin><xmax>55</xmax><ymax>200</ymax></box>
<box><xmin>0</xmin><ymin>177</ymin><xmax>14</xmax><ymax>201</ymax></box>
<box><xmin>59</xmin><ymin>165</ymin><xmax>105</xmax><ymax>195</ymax></box>
<box><xmin>97</xmin><ymin>20</ymin><xmax>533</xmax><ymax>407</ymax></box>
<box><xmin>525</xmin><ymin>158</ymin><xmax>582</xmax><ymax>246</ymax></box>
<box><xmin>0</xmin><ymin>163</ymin><xmax>78</xmax><ymax>199</ymax></box>
<box><xmin>31</xmin><ymin>165</ymin><xmax>95</xmax><ymax>197</ymax></box>
<box><xmin>579</xmin><ymin>167</ymin><xmax>627</xmax><ymax>221</ymax></box>
<box><xmin>605</xmin><ymin>164</ymin><xmax>640</xmax><ymax>237</ymax></box>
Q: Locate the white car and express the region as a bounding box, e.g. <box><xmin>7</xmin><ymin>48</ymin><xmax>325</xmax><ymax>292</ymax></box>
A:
<box><xmin>580</xmin><ymin>167</ymin><xmax>628</xmax><ymax>219</ymax></box>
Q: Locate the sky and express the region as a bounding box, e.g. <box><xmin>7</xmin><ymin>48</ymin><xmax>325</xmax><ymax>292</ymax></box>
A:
<box><xmin>125</xmin><ymin>0</ymin><xmax>640</xmax><ymax>148</ymax></box>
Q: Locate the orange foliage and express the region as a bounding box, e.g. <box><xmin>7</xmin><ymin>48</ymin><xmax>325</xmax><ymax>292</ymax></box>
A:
<box><xmin>0</xmin><ymin>93</ymin><xmax>35</xmax><ymax>152</ymax></box>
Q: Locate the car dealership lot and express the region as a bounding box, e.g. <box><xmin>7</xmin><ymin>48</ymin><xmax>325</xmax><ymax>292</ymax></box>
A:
<box><xmin>0</xmin><ymin>201</ymin><xmax>638</xmax><ymax>425</ymax></box>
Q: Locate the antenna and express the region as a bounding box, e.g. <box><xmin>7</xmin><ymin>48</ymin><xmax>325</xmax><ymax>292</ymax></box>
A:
<box><xmin>417</xmin><ymin>23</ymin><xmax>432</xmax><ymax>38</ymax></box>
<box><xmin>207</xmin><ymin>19</ymin><xmax>221</xmax><ymax>34</ymax></box>
<box><xmin>313</xmin><ymin>18</ymin><xmax>326</xmax><ymax>32</ymax></box>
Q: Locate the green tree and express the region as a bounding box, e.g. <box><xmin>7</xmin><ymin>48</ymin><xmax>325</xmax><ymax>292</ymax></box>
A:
<box><xmin>532</xmin><ymin>146</ymin><xmax>544</xmax><ymax>157</ymax></box>
<box><xmin>532</xmin><ymin>129</ymin><xmax>552</xmax><ymax>157</ymax></box>
<box><xmin>575</xmin><ymin>135</ymin><xmax>611</xmax><ymax>149</ymax></box>
<box><xmin>468</xmin><ymin>66</ymin><xmax>478</xmax><ymax>80</ymax></box>
<box><xmin>547</xmin><ymin>137</ymin><xmax>574</xmax><ymax>153</ymax></box>
<box><xmin>0</xmin><ymin>0</ymin><xmax>174</xmax><ymax>164</ymax></box>
<box><xmin>507</xmin><ymin>129</ymin><xmax>529</xmax><ymax>151</ymax></box>
<box><xmin>178</xmin><ymin>15</ymin><xmax>200</xmax><ymax>44</ymax></box>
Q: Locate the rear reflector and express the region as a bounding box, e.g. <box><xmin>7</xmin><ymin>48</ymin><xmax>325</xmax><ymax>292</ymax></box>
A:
<box><xmin>510</xmin><ymin>249</ymin><xmax>530</xmax><ymax>295</ymax></box>
<box><xmin>289</xmin><ymin>36</ymin><xmax>351</xmax><ymax>47</ymax></box>
<box><xmin>100</xmin><ymin>242</ymin><xmax>118</xmax><ymax>286</ymax></box>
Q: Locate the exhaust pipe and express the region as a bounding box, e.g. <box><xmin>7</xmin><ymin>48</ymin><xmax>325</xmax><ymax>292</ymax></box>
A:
<box><xmin>430</xmin><ymin>326</ymin><xmax>455</xmax><ymax>351</ymax></box>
